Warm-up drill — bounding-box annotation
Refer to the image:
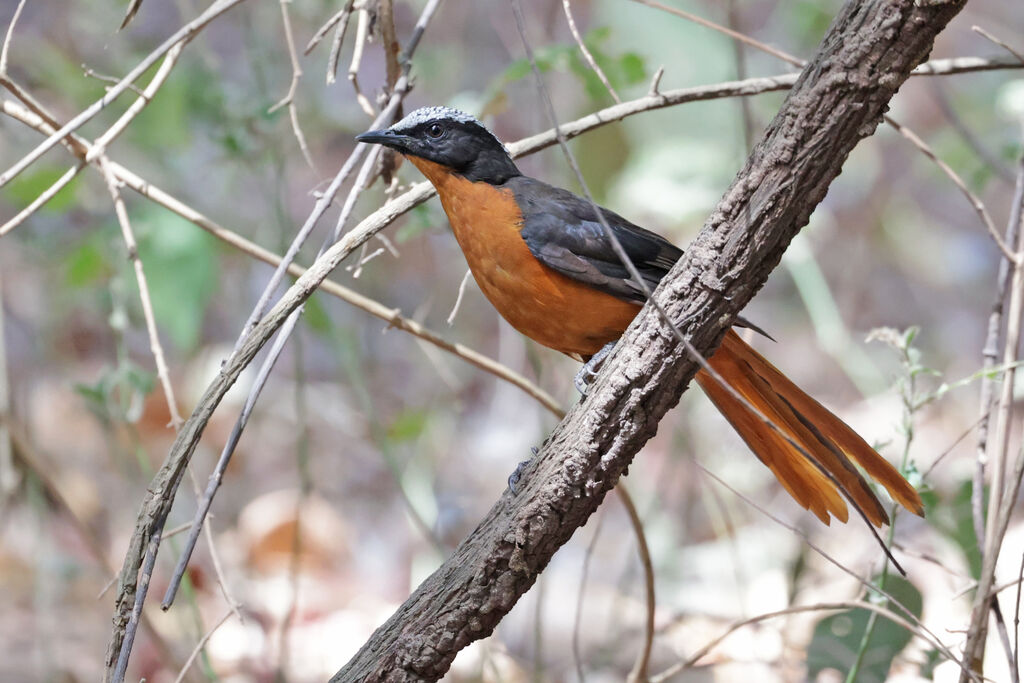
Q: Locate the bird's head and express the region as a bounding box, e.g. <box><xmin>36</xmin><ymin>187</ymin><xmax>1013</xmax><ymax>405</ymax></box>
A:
<box><xmin>356</xmin><ymin>106</ymin><xmax>520</xmax><ymax>185</ymax></box>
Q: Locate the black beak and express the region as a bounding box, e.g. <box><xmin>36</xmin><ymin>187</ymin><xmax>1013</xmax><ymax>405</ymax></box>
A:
<box><xmin>355</xmin><ymin>128</ymin><xmax>411</xmax><ymax>152</ymax></box>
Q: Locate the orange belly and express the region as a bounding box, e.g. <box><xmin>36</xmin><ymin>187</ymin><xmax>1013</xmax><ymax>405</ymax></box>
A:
<box><xmin>410</xmin><ymin>157</ymin><xmax>641</xmax><ymax>357</ymax></box>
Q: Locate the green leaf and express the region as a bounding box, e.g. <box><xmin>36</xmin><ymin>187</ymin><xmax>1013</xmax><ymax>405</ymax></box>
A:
<box><xmin>387</xmin><ymin>409</ymin><xmax>428</xmax><ymax>443</ymax></box>
<box><xmin>618</xmin><ymin>52</ymin><xmax>646</xmax><ymax>84</ymax></box>
<box><xmin>502</xmin><ymin>57</ymin><xmax>535</xmax><ymax>83</ymax></box>
<box><xmin>3</xmin><ymin>165</ymin><xmax>83</xmax><ymax>214</ymax></box>
<box><xmin>134</xmin><ymin>210</ymin><xmax>218</xmax><ymax>351</ymax></box>
<box><xmin>126</xmin><ymin>63</ymin><xmax>191</xmax><ymax>150</ymax></box>
<box><xmin>806</xmin><ymin>575</ymin><xmax>923</xmax><ymax>683</ymax></box>
<box><xmin>65</xmin><ymin>236</ymin><xmax>113</xmax><ymax>287</ymax></box>
<box><xmin>303</xmin><ymin>294</ymin><xmax>332</xmax><ymax>336</ymax></box>
<box><xmin>945</xmin><ymin>479</ymin><xmax>983</xmax><ymax>579</ymax></box>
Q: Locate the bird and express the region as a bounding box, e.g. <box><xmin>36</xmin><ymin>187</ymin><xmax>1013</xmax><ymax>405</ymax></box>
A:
<box><xmin>356</xmin><ymin>106</ymin><xmax>923</xmax><ymax>528</ymax></box>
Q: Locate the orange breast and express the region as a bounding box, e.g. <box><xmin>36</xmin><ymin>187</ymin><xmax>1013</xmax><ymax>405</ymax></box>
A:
<box><xmin>409</xmin><ymin>157</ymin><xmax>641</xmax><ymax>357</ymax></box>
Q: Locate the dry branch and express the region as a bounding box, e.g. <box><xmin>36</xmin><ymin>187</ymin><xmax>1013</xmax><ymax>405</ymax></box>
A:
<box><xmin>334</xmin><ymin>0</ymin><xmax>967</xmax><ymax>678</ymax></box>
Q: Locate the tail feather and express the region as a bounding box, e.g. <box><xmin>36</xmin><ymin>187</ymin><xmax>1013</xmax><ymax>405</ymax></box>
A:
<box><xmin>695</xmin><ymin>330</ymin><xmax>924</xmax><ymax>527</ymax></box>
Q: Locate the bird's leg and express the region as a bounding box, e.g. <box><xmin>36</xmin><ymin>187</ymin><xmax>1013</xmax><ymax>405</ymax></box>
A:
<box><xmin>574</xmin><ymin>341</ymin><xmax>617</xmax><ymax>394</ymax></box>
<box><xmin>507</xmin><ymin>446</ymin><xmax>539</xmax><ymax>494</ymax></box>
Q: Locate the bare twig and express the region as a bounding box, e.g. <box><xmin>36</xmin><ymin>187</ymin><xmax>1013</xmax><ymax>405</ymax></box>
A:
<box><xmin>572</xmin><ymin>507</ymin><xmax>605</xmax><ymax>682</ymax></box>
<box><xmin>346</xmin><ymin>7</ymin><xmax>375</xmax><ymax>116</ymax></box>
<box><xmin>884</xmin><ymin>116</ymin><xmax>1017</xmax><ymax>262</ymax></box>
<box><xmin>650</xmin><ymin>601</ymin><xmax>936</xmax><ymax>682</ymax></box>
<box><xmin>632</xmin><ymin>0</ymin><xmax>803</xmax><ymax>68</ymax></box>
<box><xmin>99</xmin><ymin>156</ymin><xmax>184</xmax><ymax>429</ymax></box>
<box><xmin>82</xmin><ymin>65</ymin><xmax>147</xmax><ymax>97</ymax></box>
<box><xmin>446</xmin><ymin>269</ymin><xmax>473</xmax><ymax>326</ymax></box>
<box><xmin>963</xmin><ymin>153</ymin><xmax>1024</xmax><ymax>680</ymax></box>
<box><xmin>975</xmin><ymin>160</ymin><xmax>1024</xmax><ymax>559</ymax></box>
<box><xmin>324</xmin><ymin>1</ymin><xmax>357</xmax><ymax>83</ymax></box>
<box><xmin>269</xmin><ymin>0</ymin><xmax>319</xmax><ymax>172</ymax></box>
<box><xmin>647</xmin><ymin>65</ymin><xmax>664</xmax><ymax>96</ymax></box>
<box><xmin>172</xmin><ymin>609</ymin><xmax>234</xmax><ymax>683</ymax></box>
<box><xmin>929</xmin><ymin>81</ymin><xmax>1015</xmax><ymax>184</ymax></box>
<box><xmin>306</xmin><ymin>0</ymin><xmax>354</xmax><ymax>55</ymax></box>
<box><xmin>113</xmin><ymin>518</ymin><xmax>165</xmax><ymax>683</ymax></box>
<box><xmin>973</xmin><ymin>26</ymin><xmax>1024</xmax><ymax>65</ymax></box>
<box><xmin>562</xmin><ymin>0</ymin><xmax>620</xmax><ymax>103</ymax></box>
<box><xmin>0</xmin><ymin>162</ymin><xmax>87</xmax><ymax>235</ymax></box>
<box><xmin>617</xmin><ymin>485</ymin><xmax>655</xmax><ymax>683</ymax></box>
<box><xmin>0</xmin><ymin>0</ymin><xmax>26</xmax><ymax>74</ymax></box>
<box><xmin>120</xmin><ymin>0</ymin><xmax>144</xmax><ymax>31</ymax></box>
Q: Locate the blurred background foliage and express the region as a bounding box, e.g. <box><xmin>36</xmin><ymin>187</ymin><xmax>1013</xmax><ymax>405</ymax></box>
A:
<box><xmin>1</xmin><ymin>0</ymin><xmax>1023</xmax><ymax>681</ymax></box>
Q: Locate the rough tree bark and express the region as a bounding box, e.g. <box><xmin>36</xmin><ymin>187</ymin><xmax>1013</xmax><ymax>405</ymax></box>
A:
<box><xmin>333</xmin><ymin>0</ymin><xmax>967</xmax><ymax>680</ymax></box>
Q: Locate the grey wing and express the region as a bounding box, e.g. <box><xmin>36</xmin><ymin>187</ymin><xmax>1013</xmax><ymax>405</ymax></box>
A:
<box><xmin>509</xmin><ymin>176</ymin><xmax>682</xmax><ymax>305</ymax></box>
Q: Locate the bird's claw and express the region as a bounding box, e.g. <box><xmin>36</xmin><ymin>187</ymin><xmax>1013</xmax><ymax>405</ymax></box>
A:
<box><xmin>508</xmin><ymin>446</ymin><xmax>540</xmax><ymax>494</ymax></box>
<box><xmin>573</xmin><ymin>341</ymin><xmax>617</xmax><ymax>395</ymax></box>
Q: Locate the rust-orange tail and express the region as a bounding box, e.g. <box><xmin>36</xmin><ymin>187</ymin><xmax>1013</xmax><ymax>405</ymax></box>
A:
<box><xmin>695</xmin><ymin>330</ymin><xmax>924</xmax><ymax>527</ymax></box>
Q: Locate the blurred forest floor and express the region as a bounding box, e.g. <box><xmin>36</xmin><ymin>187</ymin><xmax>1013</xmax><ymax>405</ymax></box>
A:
<box><xmin>2</xmin><ymin>0</ymin><xmax>1024</xmax><ymax>681</ymax></box>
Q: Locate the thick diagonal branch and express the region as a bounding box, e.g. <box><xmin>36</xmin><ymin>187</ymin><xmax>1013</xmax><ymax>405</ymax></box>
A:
<box><xmin>333</xmin><ymin>0</ymin><xmax>966</xmax><ymax>679</ymax></box>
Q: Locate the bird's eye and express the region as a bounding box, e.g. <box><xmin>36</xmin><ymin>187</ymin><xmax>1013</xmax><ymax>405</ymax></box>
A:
<box><xmin>426</xmin><ymin>123</ymin><xmax>445</xmax><ymax>138</ymax></box>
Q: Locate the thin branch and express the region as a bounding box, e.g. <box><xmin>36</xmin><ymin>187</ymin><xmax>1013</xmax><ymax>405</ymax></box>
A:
<box><xmin>572</xmin><ymin>507</ymin><xmax>605</xmax><ymax>682</ymax></box>
<box><xmin>562</xmin><ymin>0</ymin><xmax>620</xmax><ymax>103</ymax></box>
<box><xmin>884</xmin><ymin>116</ymin><xmax>1017</xmax><ymax>263</ymax></box>
<box><xmin>929</xmin><ymin>81</ymin><xmax>1015</xmax><ymax>184</ymax></box>
<box><xmin>617</xmin><ymin>485</ymin><xmax>655</xmax><ymax>683</ymax></box>
<box><xmin>269</xmin><ymin>0</ymin><xmax>319</xmax><ymax>173</ymax></box>
<box><xmin>975</xmin><ymin>158</ymin><xmax>1024</xmax><ymax>563</ymax></box>
<box><xmin>649</xmin><ymin>601</ymin><xmax>935</xmax><ymax>682</ymax></box>
<box><xmin>446</xmin><ymin>269</ymin><xmax>473</xmax><ymax>326</ymax></box>
<box><xmin>631</xmin><ymin>0</ymin><xmax>803</xmax><ymax>68</ymax></box>
<box><xmin>963</xmin><ymin>153</ymin><xmax>1024</xmax><ymax>681</ymax></box>
<box><xmin>82</xmin><ymin>65</ymin><xmax>147</xmax><ymax>97</ymax></box>
<box><xmin>98</xmin><ymin>156</ymin><xmax>183</xmax><ymax>429</ymax></box>
<box><xmin>324</xmin><ymin>1</ymin><xmax>357</xmax><ymax>83</ymax></box>
<box><xmin>0</xmin><ymin>0</ymin><xmax>26</xmax><ymax>74</ymax></box>
<box><xmin>306</xmin><ymin>0</ymin><xmax>354</xmax><ymax>55</ymax></box>
<box><xmin>0</xmin><ymin>162</ymin><xmax>86</xmax><ymax>235</ymax></box>
<box><xmin>2</xmin><ymin>40</ymin><xmax>187</xmax><ymax>236</ymax></box>
<box><xmin>161</xmin><ymin>299</ymin><xmax>300</xmax><ymax>609</ymax></box>
<box><xmin>345</xmin><ymin>7</ymin><xmax>375</xmax><ymax>116</ymax></box>
<box><xmin>973</xmin><ymin>26</ymin><xmax>1024</xmax><ymax>65</ymax></box>
<box><xmin>113</xmin><ymin>516</ymin><xmax>165</xmax><ymax>683</ymax></box>
<box><xmin>120</xmin><ymin>0</ymin><xmax>145</xmax><ymax>31</ymax></box>
<box><xmin>172</xmin><ymin>610</ymin><xmax>234</xmax><ymax>683</ymax></box>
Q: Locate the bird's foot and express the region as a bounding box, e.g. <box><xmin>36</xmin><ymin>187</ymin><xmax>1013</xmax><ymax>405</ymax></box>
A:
<box><xmin>508</xmin><ymin>446</ymin><xmax>539</xmax><ymax>494</ymax></box>
<box><xmin>574</xmin><ymin>341</ymin><xmax>617</xmax><ymax>395</ymax></box>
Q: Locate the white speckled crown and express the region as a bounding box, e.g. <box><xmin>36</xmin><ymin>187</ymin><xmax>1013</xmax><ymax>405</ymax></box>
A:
<box><xmin>388</xmin><ymin>106</ymin><xmax>510</xmax><ymax>155</ymax></box>
<box><xmin>390</xmin><ymin>106</ymin><xmax>479</xmax><ymax>132</ymax></box>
